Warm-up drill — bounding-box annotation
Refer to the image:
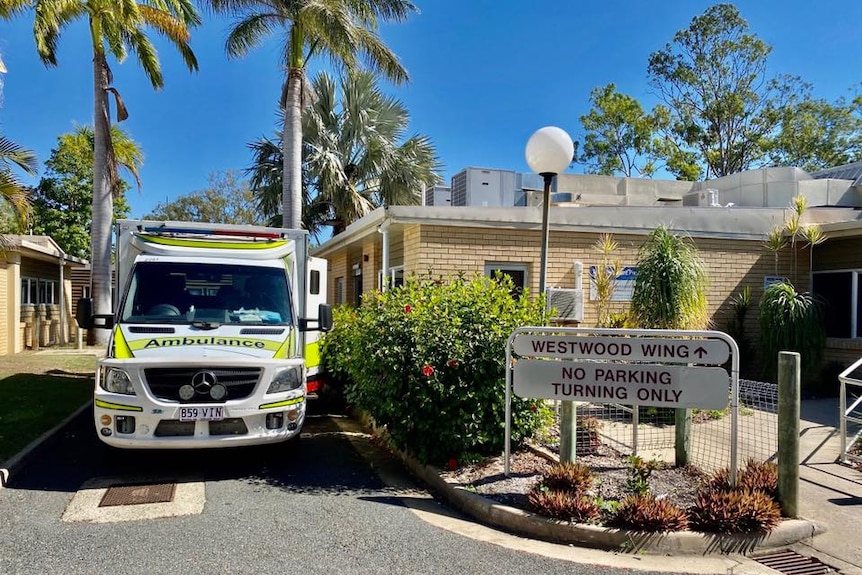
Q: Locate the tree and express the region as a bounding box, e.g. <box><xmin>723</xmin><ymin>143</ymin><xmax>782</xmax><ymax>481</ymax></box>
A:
<box><xmin>3</xmin><ymin>0</ymin><xmax>201</xmax><ymax>344</ymax></box>
<box><xmin>631</xmin><ymin>226</ymin><xmax>708</xmax><ymax>331</ymax></box>
<box><xmin>647</xmin><ymin>3</ymin><xmax>776</xmax><ymax>179</ymax></box>
<box><xmin>249</xmin><ymin>70</ymin><xmax>441</xmax><ymax>236</ymax></box>
<box><xmin>0</xmin><ymin>134</ymin><xmax>36</xmax><ymax>232</ymax></box>
<box><xmin>765</xmin><ymin>82</ymin><xmax>862</xmax><ymax>171</ymax></box>
<box><xmin>210</xmin><ymin>0</ymin><xmax>416</xmax><ymax>230</ymax></box>
<box><xmin>145</xmin><ymin>170</ymin><xmax>265</xmax><ymax>225</ymax></box>
<box><xmin>759</xmin><ymin>282</ymin><xmax>825</xmax><ymax>383</ymax></box>
<box><xmin>578</xmin><ymin>83</ymin><xmax>668</xmax><ymax>178</ymax></box>
<box><xmin>30</xmin><ymin>125</ymin><xmax>136</xmax><ymax>259</ymax></box>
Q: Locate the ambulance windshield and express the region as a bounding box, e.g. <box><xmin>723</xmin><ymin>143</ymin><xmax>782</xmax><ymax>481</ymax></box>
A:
<box><xmin>120</xmin><ymin>262</ymin><xmax>292</xmax><ymax>325</ymax></box>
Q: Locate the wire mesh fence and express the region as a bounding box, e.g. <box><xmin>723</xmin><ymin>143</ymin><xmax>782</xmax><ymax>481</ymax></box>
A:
<box><xmin>547</xmin><ymin>379</ymin><xmax>778</xmax><ymax>473</ymax></box>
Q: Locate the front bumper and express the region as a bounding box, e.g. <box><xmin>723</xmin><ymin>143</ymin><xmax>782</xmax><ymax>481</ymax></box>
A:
<box><xmin>94</xmin><ymin>356</ymin><xmax>306</xmax><ymax>449</ymax></box>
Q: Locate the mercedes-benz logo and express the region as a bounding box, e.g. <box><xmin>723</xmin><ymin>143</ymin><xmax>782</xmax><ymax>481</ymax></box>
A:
<box><xmin>192</xmin><ymin>371</ymin><xmax>218</xmax><ymax>394</ymax></box>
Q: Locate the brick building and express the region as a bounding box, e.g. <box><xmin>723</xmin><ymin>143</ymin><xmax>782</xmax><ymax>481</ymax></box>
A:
<box><xmin>312</xmin><ymin>164</ymin><xmax>862</xmax><ymax>370</ymax></box>
<box><xmin>0</xmin><ymin>235</ymin><xmax>88</xmax><ymax>354</ymax></box>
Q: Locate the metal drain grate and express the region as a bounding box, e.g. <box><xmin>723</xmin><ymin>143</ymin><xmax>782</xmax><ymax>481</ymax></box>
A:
<box><xmin>99</xmin><ymin>483</ymin><xmax>176</xmax><ymax>507</ymax></box>
<box><xmin>754</xmin><ymin>551</ymin><xmax>834</xmax><ymax>575</ymax></box>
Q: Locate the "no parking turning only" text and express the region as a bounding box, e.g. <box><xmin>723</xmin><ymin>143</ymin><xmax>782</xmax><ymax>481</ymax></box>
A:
<box><xmin>513</xmin><ymin>360</ymin><xmax>729</xmax><ymax>409</ymax></box>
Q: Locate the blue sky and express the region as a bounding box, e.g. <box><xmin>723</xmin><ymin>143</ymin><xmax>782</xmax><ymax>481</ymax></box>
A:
<box><xmin>1</xmin><ymin>1</ymin><xmax>860</xmax><ymax>220</ymax></box>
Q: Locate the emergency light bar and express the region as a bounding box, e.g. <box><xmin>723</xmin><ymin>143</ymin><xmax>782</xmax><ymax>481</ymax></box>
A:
<box><xmin>139</xmin><ymin>225</ymin><xmax>283</xmax><ymax>240</ymax></box>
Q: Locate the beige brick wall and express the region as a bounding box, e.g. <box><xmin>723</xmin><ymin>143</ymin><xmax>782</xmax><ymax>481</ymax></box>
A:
<box><xmin>328</xmin><ymin>252</ymin><xmax>348</xmax><ymax>305</ymax></box>
<box><xmin>404</xmin><ymin>224</ymin><xmax>793</xmax><ymax>333</ymax></box>
<box><xmin>0</xmin><ymin>262</ymin><xmax>8</xmax><ymax>355</ymax></box>
<box><xmin>319</xmin><ymin>222</ymin><xmax>822</xmax><ymax>377</ymax></box>
<box><xmin>362</xmin><ymin>238</ymin><xmax>378</xmax><ymax>295</ymax></box>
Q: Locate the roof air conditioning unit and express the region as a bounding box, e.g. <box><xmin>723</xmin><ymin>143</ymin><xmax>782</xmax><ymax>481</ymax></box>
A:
<box><xmin>546</xmin><ymin>288</ymin><xmax>584</xmax><ymax>322</ymax></box>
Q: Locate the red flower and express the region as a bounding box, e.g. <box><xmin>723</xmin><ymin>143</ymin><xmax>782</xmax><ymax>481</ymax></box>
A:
<box><xmin>447</xmin><ymin>358</ymin><xmax>459</xmax><ymax>368</ymax></box>
<box><xmin>404</xmin><ymin>304</ymin><xmax>412</xmax><ymax>313</ymax></box>
<box><xmin>530</xmin><ymin>403</ymin><xmax>538</xmax><ymax>412</ymax></box>
<box><xmin>446</xmin><ymin>458</ymin><xmax>459</xmax><ymax>471</ymax></box>
<box><xmin>422</xmin><ymin>364</ymin><xmax>434</xmax><ymax>377</ymax></box>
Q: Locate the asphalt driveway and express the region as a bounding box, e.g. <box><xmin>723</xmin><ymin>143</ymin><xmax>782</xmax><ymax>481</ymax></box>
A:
<box><xmin>0</xmin><ymin>406</ymin><xmax>669</xmax><ymax>575</ymax></box>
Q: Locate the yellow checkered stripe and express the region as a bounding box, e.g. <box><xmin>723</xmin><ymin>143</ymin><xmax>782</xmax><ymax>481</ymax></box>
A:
<box><xmin>95</xmin><ymin>399</ymin><xmax>143</xmax><ymax>412</ymax></box>
<box><xmin>137</xmin><ymin>234</ymin><xmax>289</xmax><ymax>250</ymax></box>
<box><xmin>259</xmin><ymin>397</ymin><xmax>304</xmax><ymax>410</ymax></box>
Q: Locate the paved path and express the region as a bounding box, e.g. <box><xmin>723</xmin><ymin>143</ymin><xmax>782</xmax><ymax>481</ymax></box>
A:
<box><xmin>791</xmin><ymin>399</ymin><xmax>862</xmax><ymax>575</ymax></box>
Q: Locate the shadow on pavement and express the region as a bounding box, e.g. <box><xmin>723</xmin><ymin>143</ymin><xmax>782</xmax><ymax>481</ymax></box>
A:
<box><xmin>6</xmin><ymin>403</ymin><xmax>405</xmax><ymax>500</ymax></box>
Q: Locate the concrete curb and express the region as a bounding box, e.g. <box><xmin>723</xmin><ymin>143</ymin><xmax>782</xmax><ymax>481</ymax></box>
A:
<box><xmin>0</xmin><ymin>402</ymin><xmax>90</xmax><ymax>489</ymax></box>
<box><xmin>402</xmin><ymin>449</ymin><xmax>823</xmax><ymax>555</ymax></box>
<box><xmin>352</xmin><ymin>409</ymin><xmax>824</xmax><ymax>556</ymax></box>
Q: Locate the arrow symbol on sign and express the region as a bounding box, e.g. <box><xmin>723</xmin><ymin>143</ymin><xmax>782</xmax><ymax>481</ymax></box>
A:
<box><xmin>694</xmin><ymin>346</ymin><xmax>708</xmax><ymax>359</ymax></box>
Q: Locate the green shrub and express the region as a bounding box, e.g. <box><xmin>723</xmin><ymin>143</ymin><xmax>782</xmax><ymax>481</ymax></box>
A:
<box><xmin>537</xmin><ymin>462</ymin><xmax>594</xmax><ymax>494</ymax></box>
<box><xmin>527</xmin><ymin>487</ymin><xmax>601</xmax><ymax>523</ymax></box>
<box><xmin>625</xmin><ymin>455</ymin><xmax>660</xmax><ymax>496</ymax></box>
<box><xmin>320</xmin><ymin>273</ymin><xmax>551</xmax><ymax>465</ymax></box>
<box><xmin>607</xmin><ymin>494</ymin><xmax>688</xmax><ymax>532</ymax></box>
<box><xmin>631</xmin><ymin>225</ymin><xmax>709</xmax><ymax>330</ymax></box>
<box><xmin>758</xmin><ymin>281</ymin><xmax>825</xmax><ymax>383</ymax></box>
<box><xmin>688</xmin><ymin>488</ymin><xmax>781</xmax><ymax>533</ymax></box>
<box><xmin>318</xmin><ymin>305</ymin><xmax>358</xmax><ymax>400</ymax></box>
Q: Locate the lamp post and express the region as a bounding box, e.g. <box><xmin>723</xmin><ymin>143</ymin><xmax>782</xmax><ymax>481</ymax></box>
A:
<box><xmin>525</xmin><ymin>127</ymin><xmax>575</xmax><ymax>295</ymax></box>
<box><xmin>525</xmin><ymin>126</ymin><xmax>575</xmax><ymax>463</ymax></box>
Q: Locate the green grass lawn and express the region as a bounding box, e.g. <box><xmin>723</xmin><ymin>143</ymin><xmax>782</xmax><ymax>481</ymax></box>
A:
<box><xmin>0</xmin><ymin>352</ymin><xmax>96</xmax><ymax>464</ymax></box>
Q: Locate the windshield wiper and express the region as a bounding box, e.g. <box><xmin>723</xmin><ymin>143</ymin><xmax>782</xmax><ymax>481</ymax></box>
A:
<box><xmin>191</xmin><ymin>320</ymin><xmax>220</xmax><ymax>330</ymax></box>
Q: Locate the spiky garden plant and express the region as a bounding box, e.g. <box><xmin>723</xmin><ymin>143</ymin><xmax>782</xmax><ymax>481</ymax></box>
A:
<box><xmin>537</xmin><ymin>462</ymin><xmax>594</xmax><ymax>494</ymax></box>
<box><xmin>607</xmin><ymin>494</ymin><xmax>689</xmax><ymax>532</ymax></box>
<box><xmin>631</xmin><ymin>225</ymin><xmax>709</xmax><ymax>330</ymax></box>
<box><xmin>527</xmin><ymin>487</ymin><xmax>601</xmax><ymax>523</ymax></box>
<box><xmin>688</xmin><ymin>489</ymin><xmax>781</xmax><ymax>533</ymax></box>
<box><xmin>759</xmin><ymin>281</ymin><xmax>825</xmax><ymax>381</ymax></box>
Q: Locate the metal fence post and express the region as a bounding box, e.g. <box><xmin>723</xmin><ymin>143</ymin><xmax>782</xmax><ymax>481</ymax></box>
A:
<box><xmin>778</xmin><ymin>351</ymin><xmax>800</xmax><ymax>518</ymax></box>
<box><xmin>559</xmin><ymin>401</ymin><xmax>577</xmax><ymax>463</ymax></box>
<box><xmin>675</xmin><ymin>408</ymin><xmax>691</xmax><ymax>466</ymax></box>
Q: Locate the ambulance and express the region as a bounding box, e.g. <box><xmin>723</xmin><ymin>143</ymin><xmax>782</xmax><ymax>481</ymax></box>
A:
<box><xmin>76</xmin><ymin>220</ymin><xmax>331</xmax><ymax>448</ymax></box>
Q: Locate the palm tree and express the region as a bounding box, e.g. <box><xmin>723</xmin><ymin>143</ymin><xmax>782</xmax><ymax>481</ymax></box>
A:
<box><xmin>210</xmin><ymin>0</ymin><xmax>416</xmax><ymax>230</ymax></box>
<box><xmin>0</xmin><ymin>50</ymin><xmax>35</xmax><ymax>231</ymax></box>
<box><xmin>248</xmin><ymin>69</ymin><xmax>441</xmax><ymax>236</ymax></box>
<box><xmin>0</xmin><ymin>134</ymin><xmax>36</xmax><ymax>231</ymax></box>
<box><xmin>3</xmin><ymin>0</ymin><xmax>201</xmax><ymax>343</ymax></box>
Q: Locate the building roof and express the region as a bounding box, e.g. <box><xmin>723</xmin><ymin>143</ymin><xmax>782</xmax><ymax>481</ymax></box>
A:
<box><xmin>1</xmin><ymin>235</ymin><xmax>89</xmax><ymax>266</ymax></box>
<box><xmin>810</xmin><ymin>161</ymin><xmax>862</xmax><ymax>186</ymax></box>
<box><xmin>312</xmin><ymin>204</ymin><xmax>862</xmax><ymax>258</ymax></box>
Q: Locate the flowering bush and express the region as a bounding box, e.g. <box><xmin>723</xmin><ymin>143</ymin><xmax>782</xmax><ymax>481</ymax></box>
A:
<box><xmin>320</xmin><ymin>273</ymin><xmax>552</xmax><ymax>465</ymax></box>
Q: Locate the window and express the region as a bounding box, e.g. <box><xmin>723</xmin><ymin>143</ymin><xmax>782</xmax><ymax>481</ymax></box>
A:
<box><xmin>812</xmin><ymin>271</ymin><xmax>858</xmax><ymax>338</ymax></box>
<box><xmin>485</xmin><ymin>263</ymin><xmax>527</xmax><ymax>299</ymax></box>
<box><xmin>379</xmin><ymin>266</ymin><xmax>405</xmax><ymax>290</ymax></box>
<box><xmin>120</xmin><ymin>261</ymin><xmax>292</xmax><ymax>325</ymax></box>
<box><xmin>335</xmin><ymin>277</ymin><xmax>345</xmax><ymax>304</ymax></box>
<box><xmin>21</xmin><ymin>278</ymin><xmax>57</xmax><ymax>305</ymax></box>
<box><xmin>309</xmin><ymin>270</ymin><xmax>320</xmax><ymax>295</ymax></box>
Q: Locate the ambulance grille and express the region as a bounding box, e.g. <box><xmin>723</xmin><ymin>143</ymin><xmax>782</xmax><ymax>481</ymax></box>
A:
<box><xmin>144</xmin><ymin>367</ymin><xmax>262</xmax><ymax>403</ymax></box>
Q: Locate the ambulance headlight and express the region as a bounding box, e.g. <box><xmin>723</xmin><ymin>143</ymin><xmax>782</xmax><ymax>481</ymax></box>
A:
<box><xmin>267</xmin><ymin>367</ymin><xmax>302</xmax><ymax>393</ymax></box>
<box><xmin>100</xmin><ymin>368</ymin><xmax>135</xmax><ymax>395</ymax></box>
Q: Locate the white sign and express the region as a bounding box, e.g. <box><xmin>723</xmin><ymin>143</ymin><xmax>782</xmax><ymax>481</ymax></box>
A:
<box><xmin>513</xmin><ymin>335</ymin><xmax>729</xmax><ymax>365</ymax></box>
<box><xmin>589</xmin><ymin>265</ymin><xmax>636</xmax><ymax>301</ymax></box>
<box><xmin>513</xmin><ymin>359</ymin><xmax>729</xmax><ymax>409</ymax></box>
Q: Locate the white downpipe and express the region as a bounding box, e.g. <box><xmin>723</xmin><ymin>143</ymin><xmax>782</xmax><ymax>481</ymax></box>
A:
<box><xmin>378</xmin><ymin>220</ymin><xmax>391</xmax><ymax>292</ymax></box>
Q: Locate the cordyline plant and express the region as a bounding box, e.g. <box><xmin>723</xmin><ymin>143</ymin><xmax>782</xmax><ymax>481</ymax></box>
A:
<box><xmin>320</xmin><ymin>272</ymin><xmax>552</xmax><ymax>466</ymax></box>
<box><xmin>758</xmin><ymin>281</ymin><xmax>825</xmax><ymax>381</ymax></box>
<box><xmin>631</xmin><ymin>225</ymin><xmax>709</xmax><ymax>330</ymax></box>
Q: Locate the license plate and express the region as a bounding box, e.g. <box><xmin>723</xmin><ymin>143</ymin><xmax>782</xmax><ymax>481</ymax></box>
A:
<box><xmin>179</xmin><ymin>406</ymin><xmax>225</xmax><ymax>422</ymax></box>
